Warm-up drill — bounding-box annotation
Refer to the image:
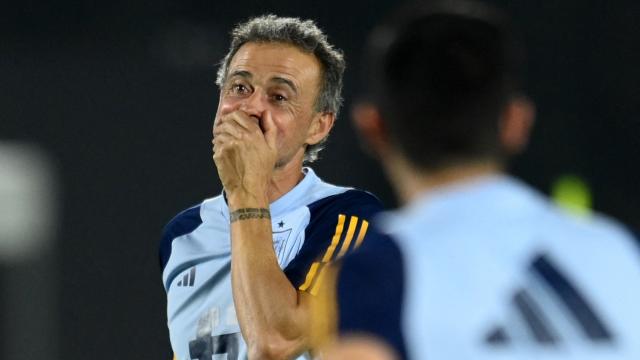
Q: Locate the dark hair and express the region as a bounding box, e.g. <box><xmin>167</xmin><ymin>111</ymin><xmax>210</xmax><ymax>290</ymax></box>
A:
<box><xmin>363</xmin><ymin>0</ymin><xmax>524</xmax><ymax>170</ymax></box>
<box><xmin>217</xmin><ymin>15</ymin><xmax>346</xmax><ymax>162</ymax></box>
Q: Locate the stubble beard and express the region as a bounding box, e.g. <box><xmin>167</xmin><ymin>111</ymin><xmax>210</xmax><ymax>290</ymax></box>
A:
<box><xmin>274</xmin><ymin>144</ymin><xmax>307</xmax><ymax>169</ymax></box>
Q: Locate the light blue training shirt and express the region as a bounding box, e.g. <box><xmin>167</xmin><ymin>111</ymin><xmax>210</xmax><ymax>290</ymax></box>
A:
<box><xmin>161</xmin><ymin>168</ymin><xmax>383</xmax><ymax>360</ymax></box>
<box><xmin>339</xmin><ymin>175</ymin><xmax>640</xmax><ymax>360</ymax></box>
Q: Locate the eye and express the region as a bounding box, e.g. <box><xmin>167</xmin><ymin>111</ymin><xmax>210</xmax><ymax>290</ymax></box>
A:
<box><xmin>272</xmin><ymin>94</ymin><xmax>287</xmax><ymax>102</ymax></box>
<box><xmin>230</xmin><ymin>83</ymin><xmax>249</xmax><ymax>95</ymax></box>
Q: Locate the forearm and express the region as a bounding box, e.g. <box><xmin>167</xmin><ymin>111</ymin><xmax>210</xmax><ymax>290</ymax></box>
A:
<box><xmin>212</xmin><ymin>106</ymin><xmax>311</xmax><ymax>357</ymax></box>
<box><xmin>229</xmin><ymin>202</ymin><xmax>309</xmax><ymax>358</ymax></box>
<box><xmin>322</xmin><ymin>337</ymin><xmax>398</xmax><ymax>360</ymax></box>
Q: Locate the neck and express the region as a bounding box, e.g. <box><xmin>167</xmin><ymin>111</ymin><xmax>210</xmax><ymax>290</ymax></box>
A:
<box><xmin>386</xmin><ymin>155</ymin><xmax>503</xmax><ymax>205</ymax></box>
<box><xmin>266</xmin><ymin>154</ymin><xmax>306</xmax><ymax>204</ymax></box>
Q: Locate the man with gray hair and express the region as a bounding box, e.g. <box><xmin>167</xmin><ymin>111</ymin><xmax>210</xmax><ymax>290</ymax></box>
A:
<box><xmin>160</xmin><ymin>15</ymin><xmax>383</xmax><ymax>360</ymax></box>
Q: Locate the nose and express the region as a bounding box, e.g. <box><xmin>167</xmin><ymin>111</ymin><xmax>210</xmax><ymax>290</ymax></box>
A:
<box><xmin>239</xmin><ymin>90</ymin><xmax>266</xmax><ymax>119</ymax></box>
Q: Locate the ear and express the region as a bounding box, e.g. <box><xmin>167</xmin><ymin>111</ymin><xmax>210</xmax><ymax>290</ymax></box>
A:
<box><xmin>351</xmin><ymin>103</ymin><xmax>391</xmax><ymax>159</ymax></box>
<box><xmin>306</xmin><ymin>112</ymin><xmax>336</xmax><ymax>146</ymax></box>
<box><xmin>499</xmin><ymin>96</ymin><xmax>536</xmax><ymax>155</ymax></box>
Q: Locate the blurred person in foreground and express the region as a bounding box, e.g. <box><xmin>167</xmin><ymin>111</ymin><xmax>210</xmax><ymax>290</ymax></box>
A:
<box><xmin>159</xmin><ymin>15</ymin><xmax>383</xmax><ymax>360</ymax></box>
<box><xmin>325</xmin><ymin>1</ymin><xmax>640</xmax><ymax>359</ymax></box>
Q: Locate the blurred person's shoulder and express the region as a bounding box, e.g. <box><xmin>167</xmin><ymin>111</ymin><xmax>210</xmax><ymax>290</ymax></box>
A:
<box><xmin>337</xmin><ymin>221</ymin><xmax>407</xmax><ymax>359</ymax></box>
<box><xmin>540</xmin><ymin>194</ymin><xmax>640</xmax><ymax>263</ymax></box>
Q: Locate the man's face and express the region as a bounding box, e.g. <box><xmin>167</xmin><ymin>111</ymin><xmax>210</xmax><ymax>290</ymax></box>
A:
<box><xmin>215</xmin><ymin>42</ymin><xmax>324</xmax><ymax>168</ymax></box>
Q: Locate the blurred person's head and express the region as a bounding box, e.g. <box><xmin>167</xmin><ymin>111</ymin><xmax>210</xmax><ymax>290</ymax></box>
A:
<box><xmin>215</xmin><ymin>15</ymin><xmax>345</xmax><ymax>164</ymax></box>
<box><xmin>353</xmin><ymin>0</ymin><xmax>535</xmax><ymax>197</ymax></box>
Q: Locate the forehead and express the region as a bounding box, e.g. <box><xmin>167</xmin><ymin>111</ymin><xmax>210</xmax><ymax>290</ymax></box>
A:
<box><xmin>228</xmin><ymin>42</ymin><xmax>322</xmax><ymax>89</ymax></box>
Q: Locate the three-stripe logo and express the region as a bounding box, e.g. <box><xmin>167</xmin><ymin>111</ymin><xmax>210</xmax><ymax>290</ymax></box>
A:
<box><xmin>486</xmin><ymin>254</ymin><xmax>612</xmax><ymax>346</ymax></box>
<box><xmin>177</xmin><ymin>267</ymin><xmax>197</xmax><ymax>287</ymax></box>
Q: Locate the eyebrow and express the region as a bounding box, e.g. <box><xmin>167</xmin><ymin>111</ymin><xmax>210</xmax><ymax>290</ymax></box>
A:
<box><xmin>228</xmin><ymin>70</ymin><xmax>252</xmax><ymax>80</ymax></box>
<box><xmin>270</xmin><ymin>76</ymin><xmax>298</xmax><ymax>95</ymax></box>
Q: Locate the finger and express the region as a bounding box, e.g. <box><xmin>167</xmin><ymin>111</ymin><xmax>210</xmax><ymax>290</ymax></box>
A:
<box><xmin>213</xmin><ymin>115</ymin><xmax>224</xmax><ymax>134</ymax></box>
<box><xmin>214</xmin><ymin>112</ymin><xmax>245</xmax><ymax>130</ymax></box>
<box><xmin>212</xmin><ymin>132</ymin><xmax>235</xmax><ymax>150</ymax></box>
<box><xmin>212</xmin><ymin>116</ymin><xmax>226</xmax><ymax>141</ymax></box>
<box><xmin>216</xmin><ymin>111</ymin><xmax>262</xmax><ymax>138</ymax></box>
<box><xmin>261</xmin><ymin>110</ymin><xmax>277</xmax><ymax>150</ymax></box>
<box><xmin>228</xmin><ymin>110</ymin><xmax>261</xmax><ymax>132</ymax></box>
<box><xmin>213</xmin><ymin>121</ymin><xmax>244</xmax><ymax>139</ymax></box>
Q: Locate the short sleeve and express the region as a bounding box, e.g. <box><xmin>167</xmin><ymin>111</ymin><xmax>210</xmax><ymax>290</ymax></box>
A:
<box><xmin>337</xmin><ymin>233</ymin><xmax>407</xmax><ymax>360</ymax></box>
<box><xmin>159</xmin><ymin>204</ymin><xmax>202</xmax><ymax>271</ymax></box>
<box><xmin>283</xmin><ymin>190</ymin><xmax>383</xmax><ymax>295</ymax></box>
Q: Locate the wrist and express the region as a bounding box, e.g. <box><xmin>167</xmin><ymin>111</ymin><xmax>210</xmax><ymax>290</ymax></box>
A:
<box><xmin>227</xmin><ymin>189</ymin><xmax>269</xmax><ymax>210</ymax></box>
<box><xmin>229</xmin><ymin>207</ymin><xmax>271</xmax><ymax>223</ymax></box>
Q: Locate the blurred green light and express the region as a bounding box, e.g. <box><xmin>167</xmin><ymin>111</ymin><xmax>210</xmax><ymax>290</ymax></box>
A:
<box><xmin>551</xmin><ymin>175</ymin><xmax>592</xmax><ymax>217</ymax></box>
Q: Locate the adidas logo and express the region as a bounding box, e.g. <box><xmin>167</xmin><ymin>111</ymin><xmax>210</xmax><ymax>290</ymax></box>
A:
<box><xmin>485</xmin><ymin>254</ymin><xmax>612</xmax><ymax>347</ymax></box>
<box><xmin>177</xmin><ymin>267</ymin><xmax>196</xmax><ymax>287</ymax></box>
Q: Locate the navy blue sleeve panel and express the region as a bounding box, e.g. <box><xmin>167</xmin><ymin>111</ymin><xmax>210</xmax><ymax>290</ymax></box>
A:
<box><xmin>338</xmin><ymin>233</ymin><xmax>407</xmax><ymax>360</ymax></box>
<box><xmin>159</xmin><ymin>204</ymin><xmax>203</xmax><ymax>271</ymax></box>
<box><xmin>632</xmin><ymin>229</ymin><xmax>640</xmax><ymax>259</ymax></box>
<box><xmin>283</xmin><ymin>189</ymin><xmax>384</xmax><ymax>294</ymax></box>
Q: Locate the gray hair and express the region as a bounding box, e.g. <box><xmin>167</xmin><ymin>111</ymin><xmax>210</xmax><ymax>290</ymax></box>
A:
<box><xmin>216</xmin><ymin>15</ymin><xmax>346</xmax><ymax>162</ymax></box>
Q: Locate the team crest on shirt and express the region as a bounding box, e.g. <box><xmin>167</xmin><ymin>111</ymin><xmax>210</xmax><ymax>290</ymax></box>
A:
<box><xmin>272</xmin><ymin>226</ymin><xmax>293</xmax><ymax>257</ymax></box>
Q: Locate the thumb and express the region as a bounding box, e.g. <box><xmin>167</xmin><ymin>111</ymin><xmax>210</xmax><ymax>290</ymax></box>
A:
<box><xmin>261</xmin><ymin>111</ymin><xmax>277</xmax><ymax>150</ymax></box>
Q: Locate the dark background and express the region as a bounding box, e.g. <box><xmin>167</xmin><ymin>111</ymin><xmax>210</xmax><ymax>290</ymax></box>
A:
<box><xmin>1</xmin><ymin>0</ymin><xmax>638</xmax><ymax>358</ymax></box>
